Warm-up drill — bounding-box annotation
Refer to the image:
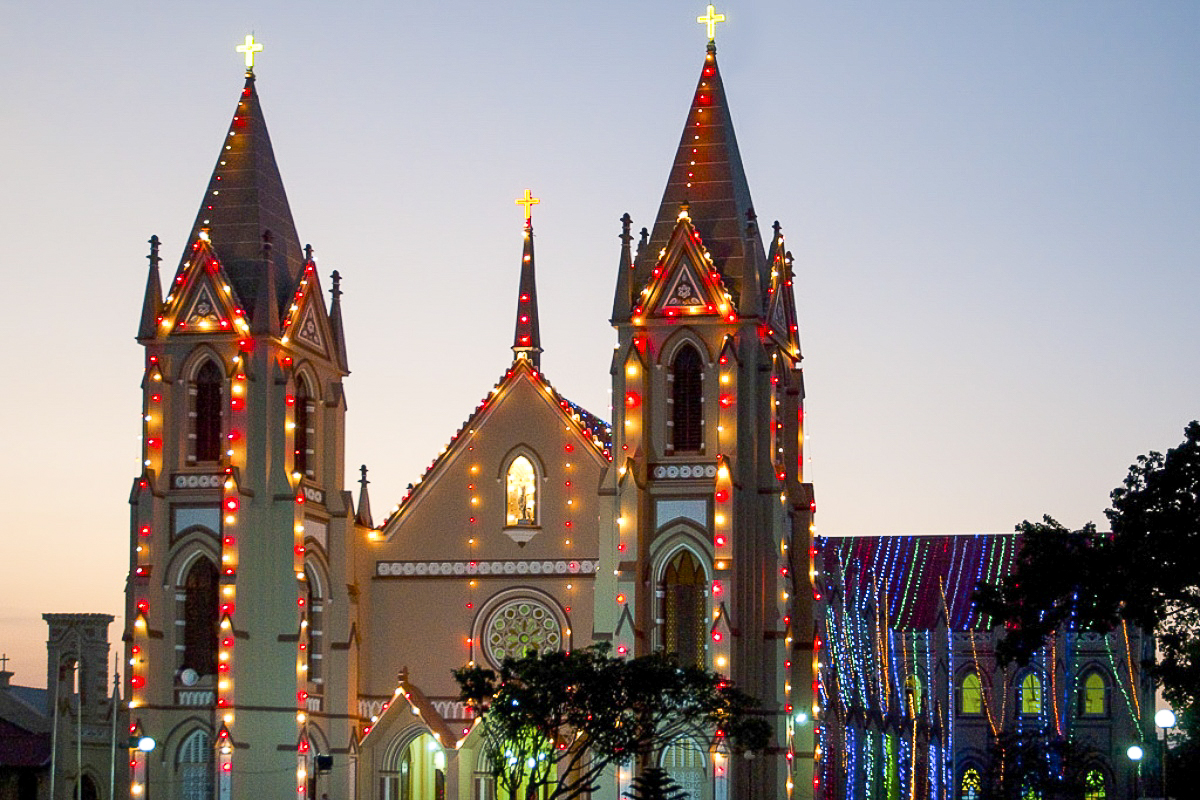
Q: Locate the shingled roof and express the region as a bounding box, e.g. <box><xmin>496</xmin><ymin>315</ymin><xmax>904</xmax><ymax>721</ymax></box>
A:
<box><xmin>176</xmin><ymin>72</ymin><xmax>304</xmax><ymax>325</ymax></box>
<box><xmin>819</xmin><ymin>534</ymin><xmax>1023</xmax><ymax>631</ymax></box>
<box><xmin>630</xmin><ymin>43</ymin><xmax>766</xmax><ymax>318</ymax></box>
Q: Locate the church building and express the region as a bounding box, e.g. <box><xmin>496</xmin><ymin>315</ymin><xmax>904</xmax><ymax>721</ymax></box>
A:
<box><xmin>123</xmin><ymin>20</ymin><xmax>815</xmax><ymax>800</ymax></box>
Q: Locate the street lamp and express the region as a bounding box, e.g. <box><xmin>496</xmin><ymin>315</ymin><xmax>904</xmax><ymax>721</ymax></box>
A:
<box><xmin>1127</xmin><ymin>744</ymin><xmax>1143</xmax><ymax>799</ymax></box>
<box><xmin>1156</xmin><ymin>708</ymin><xmax>1176</xmax><ymax>799</ymax></box>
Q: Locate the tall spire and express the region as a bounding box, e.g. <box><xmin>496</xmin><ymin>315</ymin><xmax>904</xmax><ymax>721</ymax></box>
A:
<box><xmin>512</xmin><ymin>192</ymin><xmax>542</xmax><ymax>368</ymax></box>
<box><xmin>633</xmin><ymin>42</ymin><xmax>765</xmax><ymax>313</ymax></box>
<box><xmin>182</xmin><ymin>70</ymin><xmax>304</xmax><ymax>329</ymax></box>
<box><xmin>137</xmin><ymin>235</ymin><xmax>163</xmax><ymax>340</ymax></box>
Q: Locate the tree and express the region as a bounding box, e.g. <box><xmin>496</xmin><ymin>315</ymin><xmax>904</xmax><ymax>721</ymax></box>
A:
<box><xmin>622</xmin><ymin>766</ymin><xmax>690</xmax><ymax>800</ymax></box>
<box><xmin>979</xmin><ymin>727</ymin><xmax>1098</xmax><ymax>800</ymax></box>
<box><xmin>454</xmin><ymin>644</ymin><xmax>770</xmax><ymax>800</ymax></box>
<box><xmin>975</xmin><ymin>421</ymin><xmax>1200</xmax><ymax>788</ymax></box>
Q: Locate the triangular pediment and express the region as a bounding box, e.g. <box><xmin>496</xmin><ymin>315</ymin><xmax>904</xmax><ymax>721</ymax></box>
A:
<box><xmin>160</xmin><ymin>238</ymin><xmax>247</xmax><ymax>337</ymax></box>
<box><xmin>636</xmin><ymin>216</ymin><xmax>734</xmax><ymax>320</ymax></box>
<box><xmin>282</xmin><ymin>264</ymin><xmax>333</xmax><ymax>358</ymax></box>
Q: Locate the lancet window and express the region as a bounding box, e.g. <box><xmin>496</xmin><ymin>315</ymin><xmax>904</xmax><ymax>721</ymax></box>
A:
<box><xmin>192</xmin><ymin>360</ymin><xmax>223</xmax><ymax>463</ymax></box>
<box><xmin>181</xmin><ymin>557</ymin><xmax>219</xmax><ymax>675</ymax></box>
<box><xmin>671</xmin><ymin>345</ymin><xmax>704</xmax><ymax>452</ymax></box>
<box><xmin>505</xmin><ymin>455</ymin><xmax>538</xmax><ymax>526</ymax></box>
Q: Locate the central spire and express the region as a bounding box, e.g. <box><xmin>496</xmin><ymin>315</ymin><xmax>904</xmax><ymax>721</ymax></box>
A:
<box><xmin>511</xmin><ymin>191</ymin><xmax>542</xmax><ymax>368</ymax></box>
<box><xmin>630</xmin><ymin>42</ymin><xmax>765</xmax><ymax>316</ymax></box>
<box><xmin>180</xmin><ymin>69</ymin><xmax>304</xmax><ymax>330</ymax></box>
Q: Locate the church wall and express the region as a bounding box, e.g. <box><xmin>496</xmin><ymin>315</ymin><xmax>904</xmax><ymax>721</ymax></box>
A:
<box><xmin>356</xmin><ymin>372</ymin><xmax>606</xmax><ymax>732</ymax></box>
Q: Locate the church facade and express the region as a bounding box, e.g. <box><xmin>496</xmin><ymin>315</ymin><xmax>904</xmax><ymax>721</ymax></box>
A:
<box><xmin>123</xmin><ymin>35</ymin><xmax>815</xmax><ymax>800</ymax></box>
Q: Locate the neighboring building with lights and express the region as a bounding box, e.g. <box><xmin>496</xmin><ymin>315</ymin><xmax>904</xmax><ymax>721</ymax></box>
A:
<box><xmin>814</xmin><ymin>535</ymin><xmax>1154</xmax><ymax>800</ymax></box>
<box><xmin>122</xmin><ymin>31</ymin><xmax>812</xmax><ymax>800</ymax></box>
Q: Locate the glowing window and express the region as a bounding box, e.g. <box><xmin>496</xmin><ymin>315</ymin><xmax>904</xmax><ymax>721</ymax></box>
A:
<box><xmin>506</xmin><ymin>455</ymin><xmax>537</xmax><ymax>526</ymax></box>
<box><xmin>1081</xmin><ymin>672</ymin><xmax>1107</xmax><ymax>716</ymax></box>
<box><xmin>959</xmin><ymin>671</ymin><xmax>983</xmax><ymax>715</ymax></box>
<box><xmin>1083</xmin><ymin>769</ymin><xmax>1106</xmax><ymax>800</ymax></box>
<box><xmin>671</xmin><ymin>345</ymin><xmax>704</xmax><ymax>452</ymax></box>
<box><xmin>1020</xmin><ymin>672</ymin><xmax>1043</xmax><ymax>716</ymax></box>
<box><xmin>960</xmin><ymin>767</ymin><xmax>982</xmax><ymax>800</ymax></box>
<box><xmin>663</xmin><ymin>550</ymin><xmax>706</xmax><ymax>668</ymax></box>
<box><xmin>193</xmin><ymin>360</ymin><xmax>223</xmax><ymax>463</ymax></box>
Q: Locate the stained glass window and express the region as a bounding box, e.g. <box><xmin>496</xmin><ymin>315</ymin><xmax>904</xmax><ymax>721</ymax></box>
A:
<box><xmin>1083</xmin><ymin>769</ymin><xmax>1106</xmax><ymax>800</ymax></box>
<box><xmin>664</xmin><ymin>550</ymin><xmax>706</xmax><ymax>667</ymax></box>
<box><xmin>1081</xmin><ymin>672</ymin><xmax>1107</xmax><ymax>716</ymax></box>
<box><xmin>178</xmin><ymin>729</ymin><xmax>214</xmax><ymax>800</ymax></box>
<box><xmin>484</xmin><ymin>599</ymin><xmax>561</xmax><ymax>666</ymax></box>
<box><xmin>960</xmin><ymin>671</ymin><xmax>983</xmax><ymax>715</ymax></box>
<box><xmin>1020</xmin><ymin>672</ymin><xmax>1043</xmax><ymax>716</ymax></box>
<box><xmin>960</xmin><ymin>767</ymin><xmax>982</xmax><ymax>800</ymax></box>
<box><xmin>671</xmin><ymin>346</ymin><xmax>703</xmax><ymax>452</ymax></box>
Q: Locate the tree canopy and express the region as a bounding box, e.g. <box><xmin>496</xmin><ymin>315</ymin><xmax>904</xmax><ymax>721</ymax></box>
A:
<box><xmin>976</xmin><ymin>421</ymin><xmax>1200</xmax><ymax>776</ymax></box>
<box><xmin>454</xmin><ymin>643</ymin><xmax>771</xmax><ymax>800</ymax></box>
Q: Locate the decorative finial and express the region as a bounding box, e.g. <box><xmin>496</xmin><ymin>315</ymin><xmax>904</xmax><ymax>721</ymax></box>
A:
<box><xmin>237</xmin><ymin>34</ymin><xmax>264</xmax><ymax>71</ymax></box>
<box><xmin>678</xmin><ymin>201</ymin><xmax>691</xmax><ymax>221</ymax></box>
<box><xmin>147</xmin><ymin>235</ymin><xmax>161</xmax><ymax>268</ymax></box>
<box><xmin>304</xmin><ymin>243</ymin><xmax>314</xmax><ymax>263</ymax></box>
<box><xmin>359</xmin><ymin>464</ymin><xmax>369</xmax><ymax>487</ymax></box>
<box><xmin>697</xmin><ymin>4</ymin><xmax>725</xmax><ymax>42</ymax></box>
<box><xmin>331</xmin><ymin>270</ymin><xmax>342</xmax><ymax>299</ymax></box>
<box><xmin>515</xmin><ymin>188</ymin><xmax>540</xmax><ymax>227</ymax></box>
<box><xmin>619</xmin><ymin>213</ymin><xmax>633</xmax><ymax>244</ymax></box>
<box><xmin>638</xmin><ymin>227</ymin><xmax>650</xmax><ymax>249</ymax></box>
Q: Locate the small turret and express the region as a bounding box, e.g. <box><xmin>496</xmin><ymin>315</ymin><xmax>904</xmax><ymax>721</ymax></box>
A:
<box><xmin>328</xmin><ymin>267</ymin><xmax>350</xmax><ymax>372</ymax></box>
<box><xmin>610</xmin><ymin>213</ymin><xmax>636</xmax><ymax>323</ymax></box>
<box><xmin>137</xmin><ymin>235</ymin><xmax>163</xmax><ymax>340</ymax></box>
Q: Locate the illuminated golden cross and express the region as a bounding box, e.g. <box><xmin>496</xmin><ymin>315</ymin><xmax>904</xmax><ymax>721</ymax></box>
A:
<box><xmin>236</xmin><ymin>34</ymin><xmax>264</xmax><ymax>69</ymax></box>
<box><xmin>515</xmin><ymin>188</ymin><xmax>540</xmax><ymax>225</ymax></box>
<box><xmin>697</xmin><ymin>4</ymin><xmax>726</xmax><ymax>41</ymax></box>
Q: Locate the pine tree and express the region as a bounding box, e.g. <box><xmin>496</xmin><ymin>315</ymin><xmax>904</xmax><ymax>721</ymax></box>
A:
<box><xmin>622</xmin><ymin>767</ymin><xmax>690</xmax><ymax>800</ymax></box>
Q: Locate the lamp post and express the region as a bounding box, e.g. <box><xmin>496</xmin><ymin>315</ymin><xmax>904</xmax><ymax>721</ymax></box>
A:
<box><xmin>1155</xmin><ymin>708</ymin><xmax>1176</xmax><ymax>799</ymax></box>
<box><xmin>1127</xmin><ymin>744</ymin><xmax>1143</xmax><ymax>799</ymax></box>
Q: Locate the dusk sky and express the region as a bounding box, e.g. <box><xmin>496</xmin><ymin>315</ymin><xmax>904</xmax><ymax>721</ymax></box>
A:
<box><xmin>2</xmin><ymin>2</ymin><xmax>1196</xmax><ymax>686</ymax></box>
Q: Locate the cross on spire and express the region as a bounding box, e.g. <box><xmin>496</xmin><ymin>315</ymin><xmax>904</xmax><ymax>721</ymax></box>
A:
<box><xmin>0</xmin><ymin>654</ymin><xmax>8</xmax><ymax>671</ymax></box>
<box><xmin>697</xmin><ymin>4</ymin><xmax>726</xmax><ymax>41</ymax></box>
<box><xmin>236</xmin><ymin>34</ymin><xmax>264</xmax><ymax>70</ymax></box>
<box><xmin>515</xmin><ymin>188</ymin><xmax>540</xmax><ymax>227</ymax></box>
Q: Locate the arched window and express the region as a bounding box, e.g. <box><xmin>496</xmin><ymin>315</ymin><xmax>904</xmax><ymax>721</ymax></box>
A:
<box><xmin>305</xmin><ymin>565</ymin><xmax>323</xmax><ymax>684</ymax></box>
<box><xmin>505</xmin><ymin>455</ymin><xmax>538</xmax><ymax>526</ymax></box>
<box><xmin>1080</xmin><ymin>671</ymin><xmax>1108</xmax><ymax>716</ymax></box>
<box><xmin>182</xmin><ymin>558</ymin><xmax>218</xmax><ymax>675</ymax></box>
<box><xmin>192</xmin><ymin>360</ymin><xmax>223</xmax><ymax>463</ymax></box>
<box><xmin>671</xmin><ymin>345</ymin><xmax>704</xmax><ymax>452</ymax></box>
<box><xmin>1020</xmin><ymin>672</ymin><xmax>1043</xmax><ymax>716</ymax></box>
<box><xmin>663</xmin><ymin>550</ymin><xmax>706</xmax><ymax>668</ymax></box>
<box><xmin>959</xmin><ymin>671</ymin><xmax>983</xmax><ymax>715</ymax></box>
<box><xmin>294</xmin><ymin>376</ymin><xmax>314</xmax><ymax>479</ymax></box>
<box><xmin>1083</xmin><ymin>769</ymin><xmax>1106</xmax><ymax>800</ymax></box>
<box><xmin>72</xmin><ymin>775</ymin><xmax>99</xmax><ymax>800</ymax></box>
<box><xmin>960</xmin><ymin>767</ymin><xmax>982</xmax><ymax>800</ymax></box>
<box><xmin>178</xmin><ymin>729</ymin><xmax>214</xmax><ymax>800</ymax></box>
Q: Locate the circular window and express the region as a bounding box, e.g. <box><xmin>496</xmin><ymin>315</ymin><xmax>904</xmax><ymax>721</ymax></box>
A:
<box><xmin>484</xmin><ymin>598</ymin><xmax>562</xmax><ymax>667</ymax></box>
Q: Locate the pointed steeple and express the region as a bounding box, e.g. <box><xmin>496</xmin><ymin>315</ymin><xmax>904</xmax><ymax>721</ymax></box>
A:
<box><xmin>633</xmin><ymin>43</ymin><xmax>765</xmax><ymax>313</ymax></box>
<box><xmin>511</xmin><ymin>223</ymin><xmax>542</xmax><ymax>369</ymax></box>
<box><xmin>610</xmin><ymin>213</ymin><xmax>636</xmax><ymax>323</ymax></box>
<box><xmin>182</xmin><ymin>71</ymin><xmax>304</xmax><ymax>329</ymax></box>
<box><xmin>327</xmin><ymin>266</ymin><xmax>350</xmax><ymax>372</ymax></box>
<box><xmin>137</xmin><ymin>235</ymin><xmax>163</xmax><ymax>340</ymax></box>
<box><xmin>356</xmin><ymin>465</ymin><xmax>374</xmax><ymax>528</ymax></box>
